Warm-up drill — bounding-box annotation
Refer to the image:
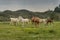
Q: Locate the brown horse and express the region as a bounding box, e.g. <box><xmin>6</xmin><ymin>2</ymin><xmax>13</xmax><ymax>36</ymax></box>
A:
<box><xmin>46</xmin><ymin>17</ymin><xmax>53</xmax><ymax>25</ymax></box>
<box><xmin>31</xmin><ymin>16</ymin><xmax>40</xmax><ymax>27</ymax></box>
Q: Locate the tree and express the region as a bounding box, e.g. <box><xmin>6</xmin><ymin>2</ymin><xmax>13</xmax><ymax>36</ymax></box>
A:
<box><xmin>54</xmin><ymin>4</ymin><xmax>60</xmax><ymax>13</ymax></box>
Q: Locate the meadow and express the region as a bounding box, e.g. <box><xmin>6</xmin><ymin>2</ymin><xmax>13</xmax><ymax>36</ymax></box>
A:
<box><xmin>0</xmin><ymin>22</ymin><xmax>60</xmax><ymax>40</ymax></box>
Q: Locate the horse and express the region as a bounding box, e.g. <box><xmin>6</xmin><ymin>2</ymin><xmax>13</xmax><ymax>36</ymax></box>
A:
<box><xmin>39</xmin><ymin>17</ymin><xmax>53</xmax><ymax>25</ymax></box>
<box><xmin>39</xmin><ymin>18</ymin><xmax>47</xmax><ymax>24</ymax></box>
<box><xmin>31</xmin><ymin>16</ymin><xmax>40</xmax><ymax>27</ymax></box>
<box><xmin>46</xmin><ymin>17</ymin><xmax>53</xmax><ymax>25</ymax></box>
<box><xmin>10</xmin><ymin>17</ymin><xmax>20</xmax><ymax>25</ymax></box>
<box><xmin>18</xmin><ymin>16</ymin><xmax>30</xmax><ymax>27</ymax></box>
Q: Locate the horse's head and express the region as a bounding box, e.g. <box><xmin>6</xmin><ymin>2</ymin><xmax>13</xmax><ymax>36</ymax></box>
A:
<box><xmin>18</xmin><ymin>16</ymin><xmax>23</xmax><ymax>20</ymax></box>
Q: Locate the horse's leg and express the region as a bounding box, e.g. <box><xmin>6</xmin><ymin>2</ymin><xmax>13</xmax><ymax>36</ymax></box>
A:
<box><xmin>27</xmin><ymin>21</ymin><xmax>29</xmax><ymax>24</ymax></box>
<box><xmin>32</xmin><ymin>22</ymin><xmax>34</xmax><ymax>24</ymax></box>
<box><xmin>35</xmin><ymin>22</ymin><xmax>39</xmax><ymax>28</ymax></box>
<box><xmin>25</xmin><ymin>22</ymin><xmax>28</xmax><ymax>24</ymax></box>
<box><xmin>16</xmin><ymin>22</ymin><xmax>18</xmax><ymax>26</ymax></box>
<box><xmin>22</xmin><ymin>22</ymin><xmax>24</xmax><ymax>27</ymax></box>
<box><xmin>38</xmin><ymin>23</ymin><xmax>40</xmax><ymax>27</ymax></box>
<box><xmin>17</xmin><ymin>21</ymin><xmax>19</xmax><ymax>25</ymax></box>
<box><xmin>13</xmin><ymin>22</ymin><xmax>16</xmax><ymax>26</ymax></box>
<box><xmin>10</xmin><ymin>21</ymin><xmax>14</xmax><ymax>25</ymax></box>
<box><xmin>16</xmin><ymin>20</ymin><xmax>20</xmax><ymax>26</ymax></box>
<box><xmin>46</xmin><ymin>21</ymin><xmax>48</xmax><ymax>25</ymax></box>
<box><xmin>31</xmin><ymin>21</ymin><xmax>33</xmax><ymax>24</ymax></box>
<box><xmin>50</xmin><ymin>22</ymin><xmax>51</xmax><ymax>25</ymax></box>
<box><xmin>52</xmin><ymin>21</ymin><xmax>54</xmax><ymax>24</ymax></box>
<box><xmin>38</xmin><ymin>22</ymin><xmax>40</xmax><ymax>27</ymax></box>
<box><xmin>10</xmin><ymin>21</ymin><xmax>12</xmax><ymax>25</ymax></box>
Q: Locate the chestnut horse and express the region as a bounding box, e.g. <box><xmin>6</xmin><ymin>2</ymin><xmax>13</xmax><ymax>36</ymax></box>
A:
<box><xmin>31</xmin><ymin>16</ymin><xmax>40</xmax><ymax>27</ymax></box>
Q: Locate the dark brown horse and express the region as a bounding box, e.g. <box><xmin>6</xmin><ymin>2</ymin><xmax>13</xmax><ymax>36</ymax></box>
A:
<box><xmin>46</xmin><ymin>17</ymin><xmax>53</xmax><ymax>25</ymax></box>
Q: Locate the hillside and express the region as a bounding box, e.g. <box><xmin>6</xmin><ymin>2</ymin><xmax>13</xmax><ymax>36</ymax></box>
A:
<box><xmin>0</xmin><ymin>9</ymin><xmax>60</xmax><ymax>21</ymax></box>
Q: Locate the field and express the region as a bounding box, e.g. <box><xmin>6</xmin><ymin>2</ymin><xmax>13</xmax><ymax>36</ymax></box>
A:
<box><xmin>0</xmin><ymin>22</ymin><xmax>60</xmax><ymax>40</ymax></box>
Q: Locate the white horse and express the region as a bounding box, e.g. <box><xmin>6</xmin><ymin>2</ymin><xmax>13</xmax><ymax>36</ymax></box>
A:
<box><xmin>18</xmin><ymin>16</ymin><xmax>30</xmax><ymax>27</ymax></box>
<box><xmin>39</xmin><ymin>18</ymin><xmax>47</xmax><ymax>24</ymax></box>
<box><xmin>10</xmin><ymin>18</ymin><xmax>20</xmax><ymax>25</ymax></box>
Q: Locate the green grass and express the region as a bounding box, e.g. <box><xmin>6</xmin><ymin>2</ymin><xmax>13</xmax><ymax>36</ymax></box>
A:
<box><xmin>0</xmin><ymin>22</ymin><xmax>60</xmax><ymax>40</ymax></box>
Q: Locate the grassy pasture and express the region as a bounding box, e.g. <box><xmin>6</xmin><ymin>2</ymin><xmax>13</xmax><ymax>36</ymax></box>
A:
<box><xmin>0</xmin><ymin>22</ymin><xmax>60</xmax><ymax>40</ymax></box>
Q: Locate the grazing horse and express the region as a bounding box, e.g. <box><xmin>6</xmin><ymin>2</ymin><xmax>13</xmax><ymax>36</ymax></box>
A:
<box><xmin>31</xmin><ymin>16</ymin><xmax>40</xmax><ymax>27</ymax></box>
<box><xmin>10</xmin><ymin>18</ymin><xmax>20</xmax><ymax>25</ymax></box>
<box><xmin>46</xmin><ymin>17</ymin><xmax>53</xmax><ymax>25</ymax></box>
<box><xmin>39</xmin><ymin>19</ymin><xmax>47</xmax><ymax>24</ymax></box>
<box><xmin>39</xmin><ymin>17</ymin><xmax>53</xmax><ymax>25</ymax></box>
<box><xmin>18</xmin><ymin>16</ymin><xmax>30</xmax><ymax>23</ymax></box>
<box><xmin>18</xmin><ymin>16</ymin><xmax>30</xmax><ymax>27</ymax></box>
